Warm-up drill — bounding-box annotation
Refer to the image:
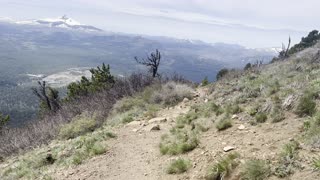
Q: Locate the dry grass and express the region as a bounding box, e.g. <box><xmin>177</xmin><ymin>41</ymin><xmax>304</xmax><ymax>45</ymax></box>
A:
<box><xmin>166</xmin><ymin>158</ymin><xmax>191</xmax><ymax>174</ymax></box>
<box><xmin>1</xmin><ymin>127</ymin><xmax>116</xmax><ymax>179</ymax></box>
<box><xmin>205</xmin><ymin>153</ymin><xmax>240</xmax><ymax>180</ymax></box>
<box><xmin>241</xmin><ymin>159</ymin><xmax>271</xmax><ymax>180</ymax></box>
<box><xmin>160</xmin><ymin>129</ymin><xmax>199</xmax><ymax>155</ymax></box>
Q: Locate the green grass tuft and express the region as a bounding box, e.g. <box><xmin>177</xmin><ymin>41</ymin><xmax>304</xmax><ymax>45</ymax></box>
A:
<box><xmin>59</xmin><ymin>113</ymin><xmax>97</xmax><ymax>140</ymax></box>
<box><xmin>241</xmin><ymin>159</ymin><xmax>271</xmax><ymax>180</ymax></box>
<box><xmin>216</xmin><ymin>117</ymin><xmax>232</xmax><ymax>131</ymax></box>
<box><xmin>295</xmin><ymin>91</ymin><xmax>316</xmax><ymax>117</ymax></box>
<box><xmin>205</xmin><ymin>153</ymin><xmax>240</xmax><ymax>180</ymax></box>
<box><xmin>166</xmin><ymin>158</ymin><xmax>191</xmax><ymax>174</ymax></box>
<box><xmin>255</xmin><ymin>113</ymin><xmax>268</xmax><ymax>123</ymax></box>
<box><xmin>160</xmin><ymin>130</ymin><xmax>199</xmax><ymax>155</ymax></box>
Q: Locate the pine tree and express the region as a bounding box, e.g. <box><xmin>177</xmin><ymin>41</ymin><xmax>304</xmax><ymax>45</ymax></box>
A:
<box><xmin>67</xmin><ymin>63</ymin><xmax>115</xmax><ymax>100</ymax></box>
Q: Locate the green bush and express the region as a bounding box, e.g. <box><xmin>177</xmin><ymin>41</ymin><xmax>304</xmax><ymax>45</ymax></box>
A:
<box><xmin>59</xmin><ymin>113</ymin><xmax>97</xmax><ymax>140</ymax></box>
<box><xmin>0</xmin><ymin>112</ymin><xmax>10</xmax><ymax>129</ymax></box>
<box><xmin>216</xmin><ymin>117</ymin><xmax>232</xmax><ymax>131</ymax></box>
<box><xmin>113</xmin><ymin>97</ymin><xmax>145</xmax><ymax>113</ymax></box>
<box><xmin>205</xmin><ymin>153</ymin><xmax>239</xmax><ymax>180</ymax></box>
<box><xmin>271</xmin><ymin>105</ymin><xmax>285</xmax><ymax>123</ymax></box>
<box><xmin>193</xmin><ymin>102</ymin><xmax>224</xmax><ymax>117</ymax></box>
<box><xmin>305</xmin><ymin>113</ymin><xmax>320</xmax><ymax>147</ymax></box>
<box><xmin>150</xmin><ymin>82</ymin><xmax>193</xmax><ymax>106</ymax></box>
<box><xmin>160</xmin><ymin>130</ymin><xmax>199</xmax><ymax>155</ymax></box>
<box><xmin>295</xmin><ymin>92</ymin><xmax>316</xmax><ymax>117</ymax></box>
<box><xmin>201</xmin><ymin>76</ymin><xmax>209</xmax><ymax>86</ymax></box>
<box><xmin>216</xmin><ymin>68</ymin><xmax>229</xmax><ymax>80</ymax></box>
<box><xmin>121</xmin><ymin>114</ymin><xmax>134</xmax><ymax>124</ymax></box>
<box><xmin>248</xmin><ymin>106</ymin><xmax>259</xmax><ymax>117</ymax></box>
<box><xmin>225</xmin><ymin>104</ymin><xmax>242</xmax><ymax>115</ymax></box>
<box><xmin>255</xmin><ymin>113</ymin><xmax>268</xmax><ymax>123</ymax></box>
<box><xmin>166</xmin><ymin>158</ymin><xmax>191</xmax><ymax>174</ymax></box>
<box><xmin>313</xmin><ymin>158</ymin><xmax>320</xmax><ymax>171</ymax></box>
<box><xmin>241</xmin><ymin>159</ymin><xmax>271</xmax><ymax>180</ymax></box>
<box><xmin>175</xmin><ymin>111</ymin><xmax>199</xmax><ymax>128</ymax></box>
<box><xmin>67</xmin><ymin>63</ymin><xmax>115</xmax><ymax>99</ymax></box>
<box><xmin>274</xmin><ymin>141</ymin><xmax>300</xmax><ymax>178</ymax></box>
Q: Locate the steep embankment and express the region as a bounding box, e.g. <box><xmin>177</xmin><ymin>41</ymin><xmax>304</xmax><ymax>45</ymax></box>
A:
<box><xmin>2</xmin><ymin>44</ymin><xmax>320</xmax><ymax>180</ymax></box>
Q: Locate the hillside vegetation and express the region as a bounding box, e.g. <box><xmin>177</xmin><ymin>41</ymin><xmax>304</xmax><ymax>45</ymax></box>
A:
<box><xmin>1</xmin><ymin>34</ymin><xmax>320</xmax><ymax>180</ymax></box>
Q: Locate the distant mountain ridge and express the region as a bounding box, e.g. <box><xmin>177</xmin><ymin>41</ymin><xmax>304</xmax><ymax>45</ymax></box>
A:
<box><xmin>0</xmin><ymin>15</ymin><xmax>103</xmax><ymax>32</ymax></box>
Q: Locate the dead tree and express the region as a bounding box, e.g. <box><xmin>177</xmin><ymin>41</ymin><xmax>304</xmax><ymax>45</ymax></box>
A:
<box><xmin>279</xmin><ymin>37</ymin><xmax>291</xmax><ymax>59</ymax></box>
<box><xmin>135</xmin><ymin>49</ymin><xmax>161</xmax><ymax>78</ymax></box>
<box><xmin>32</xmin><ymin>81</ymin><xmax>60</xmax><ymax>113</ymax></box>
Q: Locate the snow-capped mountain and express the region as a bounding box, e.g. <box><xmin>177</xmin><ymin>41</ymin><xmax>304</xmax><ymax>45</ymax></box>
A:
<box><xmin>1</xmin><ymin>15</ymin><xmax>103</xmax><ymax>32</ymax></box>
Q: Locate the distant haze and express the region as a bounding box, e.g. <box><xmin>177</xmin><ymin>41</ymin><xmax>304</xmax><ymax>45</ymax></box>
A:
<box><xmin>0</xmin><ymin>0</ymin><xmax>317</xmax><ymax>47</ymax></box>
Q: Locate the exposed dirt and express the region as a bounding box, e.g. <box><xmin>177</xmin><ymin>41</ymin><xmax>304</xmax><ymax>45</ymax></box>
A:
<box><xmin>52</xmin><ymin>89</ymin><xmax>320</xmax><ymax>180</ymax></box>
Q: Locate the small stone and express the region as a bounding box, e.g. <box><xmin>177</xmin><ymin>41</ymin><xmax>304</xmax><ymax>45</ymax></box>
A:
<box><xmin>144</xmin><ymin>173</ymin><xmax>148</xmax><ymax>176</ymax></box>
<box><xmin>232</xmin><ymin>115</ymin><xmax>239</xmax><ymax>119</ymax></box>
<box><xmin>150</xmin><ymin>125</ymin><xmax>160</xmax><ymax>131</ymax></box>
<box><xmin>222</xmin><ymin>142</ymin><xmax>227</xmax><ymax>145</ymax></box>
<box><xmin>223</xmin><ymin>146</ymin><xmax>236</xmax><ymax>152</ymax></box>
<box><xmin>126</xmin><ymin>121</ymin><xmax>141</xmax><ymax>126</ymax></box>
<box><xmin>183</xmin><ymin>98</ymin><xmax>190</xmax><ymax>102</ymax></box>
<box><xmin>238</xmin><ymin>125</ymin><xmax>246</xmax><ymax>130</ymax></box>
<box><xmin>132</xmin><ymin>129</ymin><xmax>138</xmax><ymax>132</ymax></box>
<box><xmin>204</xmin><ymin>99</ymin><xmax>209</xmax><ymax>103</ymax></box>
<box><xmin>148</xmin><ymin>117</ymin><xmax>167</xmax><ymax>124</ymax></box>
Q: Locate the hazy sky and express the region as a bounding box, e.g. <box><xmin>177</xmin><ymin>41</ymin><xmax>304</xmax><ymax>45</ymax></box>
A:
<box><xmin>0</xmin><ymin>0</ymin><xmax>317</xmax><ymax>48</ymax></box>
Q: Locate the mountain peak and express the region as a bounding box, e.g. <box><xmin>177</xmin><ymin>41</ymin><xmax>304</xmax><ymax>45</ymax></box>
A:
<box><xmin>4</xmin><ymin>16</ymin><xmax>103</xmax><ymax>32</ymax></box>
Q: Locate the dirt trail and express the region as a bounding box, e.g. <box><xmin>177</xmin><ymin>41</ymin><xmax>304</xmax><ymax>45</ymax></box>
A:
<box><xmin>54</xmin><ymin>90</ymin><xmax>205</xmax><ymax>180</ymax></box>
<box><xmin>53</xmin><ymin>87</ymin><xmax>318</xmax><ymax>180</ymax></box>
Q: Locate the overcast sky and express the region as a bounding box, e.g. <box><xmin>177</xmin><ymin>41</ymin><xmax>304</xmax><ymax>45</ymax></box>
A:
<box><xmin>0</xmin><ymin>0</ymin><xmax>317</xmax><ymax>48</ymax></box>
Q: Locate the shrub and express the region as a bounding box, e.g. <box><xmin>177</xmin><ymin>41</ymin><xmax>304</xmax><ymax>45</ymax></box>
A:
<box><xmin>67</xmin><ymin>63</ymin><xmax>115</xmax><ymax>100</ymax></box>
<box><xmin>313</xmin><ymin>158</ymin><xmax>320</xmax><ymax>171</ymax></box>
<box><xmin>113</xmin><ymin>97</ymin><xmax>145</xmax><ymax>113</ymax></box>
<box><xmin>193</xmin><ymin>102</ymin><xmax>224</xmax><ymax>117</ymax></box>
<box><xmin>216</xmin><ymin>68</ymin><xmax>229</xmax><ymax>80</ymax></box>
<box><xmin>1</xmin><ymin>128</ymin><xmax>115</xmax><ymax>179</ymax></box>
<box><xmin>121</xmin><ymin>114</ymin><xmax>135</xmax><ymax>124</ymax></box>
<box><xmin>59</xmin><ymin>113</ymin><xmax>97</xmax><ymax>140</ymax></box>
<box><xmin>225</xmin><ymin>104</ymin><xmax>242</xmax><ymax>115</ymax></box>
<box><xmin>150</xmin><ymin>82</ymin><xmax>193</xmax><ymax>106</ymax></box>
<box><xmin>271</xmin><ymin>105</ymin><xmax>285</xmax><ymax>123</ymax></box>
<box><xmin>268</xmin><ymin>80</ymin><xmax>280</xmax><ymax>95</ymax></box>
<box><xmin>255</xmin><ymin>113</ymin><xmax>268</xmax><ymax>123</ymax></box>
<box><xmin>201</xmin><ymin>76</ymin><xmax>209</xmax><ymax>86</ymax></box>
<box><xmin>0</xmin><ymin>72</ymin><xmax>153</xmax><ymax>157</ymax></box>
<box><xmin>175</xmin><ymin>111</ymin><xmax>199</xmax><ymax>128</ymax></box>
<box><xmin>205</xmin><ymin>153</ymin><xmax>240</xmax><ymax>180</ymax></box>
<box><xmin>160</xmin><ymin>130</ymin><xmax>199</xmax><ymax>155</ymax></box>
<box><xmin>288</xmin><ymin>30</ymin><xmax>320</xmax><ymax>55</ymax></box>
<box><xmin>241</xmin><ymin>159</ymin><xmax>270</xmax><ymax>180</ymax></box>
<box><xmin>0</xmin><ymin>112</ymin><xmax>10</xmax><ymax>130</ymax></box>
<box><xmin>306</xmin><ymin>113</ymin><xmax>320</xmax><ymax>148</ymax></box>
<box><xmin>274</xmin><ymin>141</ymin><xmax>300</xmax><ymax>178</ymax></box>
<box><xmin>248</xmin><ymin>106</ymin><xmax>259</xmax><ymax>116</ymax></box>
<box><xmin>166</xmin><ymin>158</ymin><xmax>191</xmax><ymax>174</ymax></box>
<box><xmin>216</xmin><ymin>117</ymin><xmax>232</xmax><ymax>131</ymax></box>
<box><xmin>244</xmin><ymin>63</ymin><xmax>252</xmax><ymax>70</ymax></box>
<box><xmin>295</xmin><ymin>92</ymin><xmax>316</xmax><ymax>117</ymax></box>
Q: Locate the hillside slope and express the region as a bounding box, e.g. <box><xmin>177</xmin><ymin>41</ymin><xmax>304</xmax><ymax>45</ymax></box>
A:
<box><xmin>1</xmin><ymin>44</ymin><xmax>320</xmax><ymax>179</ymax></box>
